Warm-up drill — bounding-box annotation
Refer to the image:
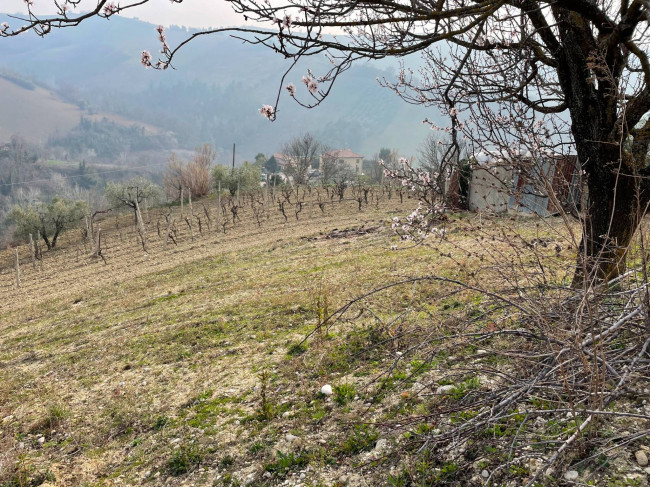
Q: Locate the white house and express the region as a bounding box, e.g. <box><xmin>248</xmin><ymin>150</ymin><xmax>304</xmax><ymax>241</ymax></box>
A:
<box><xmin>320</xmin><ymin>149</ymin><xmax>364</xmax><ymax>175</ymax></box>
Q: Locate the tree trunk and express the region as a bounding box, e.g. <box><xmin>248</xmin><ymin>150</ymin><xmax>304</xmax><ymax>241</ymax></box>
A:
<box><xmin>572</xmin><ymin>154</ymin><xmax>646</xmax><ymax>286</ymax></box>
<box><xmin>41</xmin><ymin>229</ymin><xmax>52</xmax><ymax>250</ymax></box>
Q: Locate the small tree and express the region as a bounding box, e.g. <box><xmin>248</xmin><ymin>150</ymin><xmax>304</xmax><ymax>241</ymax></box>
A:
<box><xmin>212</xmin><ymin>162</ymin><xmax>261</xmax><ymax>196</ymax></box>
<box><xmin>105</xmin><ymin>177</ymin><xmax>161</xmax><ymax>223</ymax></box>
<box><xmin>254</xmin><ymin>153</ymin><xmax>267</xmax><ymax>168</ymax></box>
<box><xmin>282</xmin><ymin>133</ymin><xmax>322</xmax><ymax>185</ymax></box>
<box><xmin>10</xmin><ymin>197</ymin><xmax>88</xmax><ymax>250</ymax></box>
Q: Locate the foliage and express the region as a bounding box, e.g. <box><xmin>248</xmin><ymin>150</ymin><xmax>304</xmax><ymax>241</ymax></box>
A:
<box><xmin>0</xmin><ymin>135</ymin><xmax>40</xmax><ymax>196</ymax></box>
<box><xmin>167</xmin><ymin>444</ymin><xmax>202</xmax><ymax>476</ymax></box>
<box><xmin>212</xmin><ymin>162</ymin><xmax>261</xmax><ymax>196</ymax></box>
<box><xmin>105</xmin><ymin>176</ymin><xmax>161</xmax><ymax>216</ymax></box>
<box><xmin>265</xmin><ymin>451</ymin><xmax>308</xmax><ymax>477</ymax></box>
<box><xmin>49</xmin><ymin>116</ymin><xmax>173</xmax><ymax>160</ymax></box>
<box><xmin>333</xmin><ymin>383</ymin><xmax>357</xmax><ymax>406</ymax></box>
<box><xmin>10</xmin><ymin>197</ymin><xmax>88</xmax><ymax>249</ymax></box>
<box><xmin>254</xmin><ymin>153</ymin><xmax>267</xmax><ymax>168</ymax></box>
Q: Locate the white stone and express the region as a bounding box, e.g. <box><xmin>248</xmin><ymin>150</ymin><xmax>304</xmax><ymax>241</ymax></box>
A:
<box><xmin>37</xmin><ymin>437</ymin><xmax>45</xmax><ymax>444</ymax></box>
<box><xmin>564</xmin><ymin>470</ymin><xmax>579</xmax><ymax>481</ymax></box>
<box><xmin>286</xmin><ymin>434</ymin><xmax>299</xmax><ymax>442</ymax></box>
<box><xmin>436</xmin><ymin>385</ymin><xmax>455</xmax><ymax>395</ymax></box>
<box><xmin>374</xmin><ymin>439</ymin><xmax>390</xmax><ymax>454</ymax></box>
<box><xmin>481</xmin><ymin>469</ymin><xmax>489</xmax><ymax>479</ymax></box>
<box><xmin>635</xmin><ymin>450</ymin><xmax>648</xmax><ymax>467</ymax></box>
<box><xmin>282</xmin><ymin>411</ymin><xmax>291</xmax><ymax>418</ymax></box>
<box><xmin>321</xmin><ymin>384</ymin><xmax>333</xmax><ymax>396</ymax></box>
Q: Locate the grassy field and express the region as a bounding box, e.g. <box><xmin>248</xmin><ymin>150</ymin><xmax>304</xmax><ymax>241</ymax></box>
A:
<box><xmin>0</xmin><ymin>193</ymin><xmax>646</xmax><ymax>486</ymax></box>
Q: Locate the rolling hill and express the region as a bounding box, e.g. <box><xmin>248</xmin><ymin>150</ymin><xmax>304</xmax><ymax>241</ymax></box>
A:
<box><xmin>0</xmin><ymin>14</ymin><xmax>440</xmax><ymax>161</ymax></box>
<box><xmin>0</xmin><ymin>72</ymin><xmax>163</xmax><ymax>145</ymax></box>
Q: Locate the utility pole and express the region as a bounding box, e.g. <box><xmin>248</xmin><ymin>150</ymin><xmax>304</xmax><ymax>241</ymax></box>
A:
<box><xmin>232</xmin><ymin>143</ymin><xmax>236</xmax><ymax>175</ymax></box>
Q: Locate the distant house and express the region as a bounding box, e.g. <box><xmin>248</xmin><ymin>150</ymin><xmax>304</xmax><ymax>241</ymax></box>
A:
<box><xmin>320</xmin><ymin>149</ymin><xmax>364</xmax><ymax>175</ymax></box>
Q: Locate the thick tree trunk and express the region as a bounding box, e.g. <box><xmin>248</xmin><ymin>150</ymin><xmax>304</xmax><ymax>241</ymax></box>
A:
<box><xmin>572</xmin><ymin>156</ymin><xmax>645</xmax><ymax>287</ymax></box>
<box><xmin>41</xmin><ymin>229</ymin><xmax>52</xmax><ymax>250</ymax></box>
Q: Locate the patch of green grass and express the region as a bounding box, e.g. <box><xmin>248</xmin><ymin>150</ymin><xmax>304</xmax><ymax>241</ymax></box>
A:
<box><xmin>333</xmin><ymin>383</ymin><xmax>357</xmax><ymax>406</ymax></box>
<box><xmin>167</xmin><ymin>444</ymin><xmax>203</xmax><ymax>476</ymax></box>
<box><xmin>287</xmin><ymin>342</ymin><xmax>307</xmax><ymax>356</ymax></box>
<box><xmin>265</xmin><ymin>451</ymin><xmax>308</xmax><ymax>477</ymax></box>
<box><xmin>450</xmin><ymin>376</ymin><xmax>480</xmax><ymax>400</ymax></box>
<box><xmin>181</xmin><ymin>392</ymin><xmax>243</xmax><ymax>433</ymax></box>
<box><xmin>152</xmin><ymin>416</ymin><xmax>170</xmax><ymax>431</ymax></box>
<box><xmin>218</xmin><ymin>454</ymin><xmax>235</xmax><ymax>470</ymax></box>
<box><xmin>337</xmin><ymin>424</ymin><xmax>379</xmax><ymax>455</ymax></box>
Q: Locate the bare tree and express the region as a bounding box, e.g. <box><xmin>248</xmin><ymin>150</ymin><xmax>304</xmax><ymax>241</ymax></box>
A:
<box><xmin>164</xmin><ymin>144</ymin><xmax>215</xmax><ymax>201</ymax></box>
<box><xmin>319</xmin><ymin>149</ymin><xmax>350</xmax><ymax>184</ymax></box>
<box><xmin>282</xmin><ymin>133</ymin><xmax>321</xmax><ymax>185</ymax></box>
<box><xmin>3</xmin><ymin>1</ymin><xmax>650</xmax><ymax>281</ymax></box>
<box><xmin>163</xmin><ymin>153</ymin><xmax>186</xmax><ymax>202</ymax></box>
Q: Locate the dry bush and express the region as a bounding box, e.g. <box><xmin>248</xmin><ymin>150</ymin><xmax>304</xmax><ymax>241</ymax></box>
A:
<box><xmin>300</xmin><ymin>201</ymin><xmax>650</xmax><ymax>485</ymax></box>
<box><xmin>164</xmin><ymin>144</ymin><xmax>215</xmax><ymax>201</ymax></box>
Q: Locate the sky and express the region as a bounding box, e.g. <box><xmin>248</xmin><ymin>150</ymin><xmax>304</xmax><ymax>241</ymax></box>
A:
<box><xmin>3</xmin><ymin>0</ymin><xmax>252</xmax><ymax>29</ymax></box>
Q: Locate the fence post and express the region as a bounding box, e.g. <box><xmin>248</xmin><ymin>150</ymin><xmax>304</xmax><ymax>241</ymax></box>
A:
<box><xmin>134</xmin><ymin>198</ymin><xmax>147</xmax><ymax>251</ymax></box>
<box><xmin>93</xmin><ymin>225</ymin><xmax>101</xmax><ymax>257</ymax></box>
<box><xmin>29</xmin><ymin>233</ymin><xmax>36</xmax><ymax>269</ymax></box>
<box><xmin>36</xmin><ymin>230</ymin><xmax>42</xmax><ymax>261</ymax></box>
<box><xmin>180</xmin><ymin>187</ymin><xmax>184</xmax><ymax>216</ymax></box>
<box><xmin>14</xmin><ymin>248</ymin><xmax>20</xmax><ymax>288</ymax></box>
<box><xmin>217</xmin><ymin>181</ymin><xmax>221</xmax><ymax>231</ymax></box>
<box><xmin>188</xmin><ymin>189</ymin><xmax>193</xmax><ymax>216</ymax></box>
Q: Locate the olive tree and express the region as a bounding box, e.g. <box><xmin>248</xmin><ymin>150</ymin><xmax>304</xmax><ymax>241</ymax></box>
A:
<box><xmin>105</xmin><ymin>176</ymin><xmax>161</xmax><ymax>224</ymax></box>
<box><xmin>212</xmin><ymin>162</ymin><xmax>261</xmax><ymax>196</ymax></box>
<box><xmin>10</xmin><ymin>197</ymin><xmax>88</xmax><ymax>250</ymax></box>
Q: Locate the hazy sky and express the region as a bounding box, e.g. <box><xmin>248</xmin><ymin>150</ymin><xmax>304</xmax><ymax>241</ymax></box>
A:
<box><xmin>3</xmin><ymin>1</ymin><xmax>252</xmax><ymax>29</ymax></box>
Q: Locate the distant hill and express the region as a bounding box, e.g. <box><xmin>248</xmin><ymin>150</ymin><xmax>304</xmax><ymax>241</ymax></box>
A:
<box><xmin>0</xmin><ymin>14</ymin><xmax>441</xmax><ymax>161</ymax></box>
<box><xmin>0</xmin><ymin>73</ymin><xmax>163</xmax><ymax>145</ymax></box>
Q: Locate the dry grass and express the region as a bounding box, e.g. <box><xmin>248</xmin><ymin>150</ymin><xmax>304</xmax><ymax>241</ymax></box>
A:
<box><xmin>1</xmin><ymin>193</ymin><xmax>614</xmax><ymax>486</ymax></box>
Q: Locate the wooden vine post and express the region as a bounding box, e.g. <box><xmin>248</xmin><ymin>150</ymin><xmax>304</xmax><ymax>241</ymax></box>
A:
<box><xmin>14</xmin><ymin>248</ymin><xmax>20</xmax><ymax>288</ymax></box>
<box><xmin>29</xmin><ymin>233</ymin><xmax>36</xmax><ymax>269</ymax></box>
<box><xmin>180</xmin><ymin>187</ymin><xmax>184</xmax><ymax>216</ymax></box>
<box><xmin>216</xmin><ymin>181</ymin><xmax>221</xmax><ymax>232</ymax></box>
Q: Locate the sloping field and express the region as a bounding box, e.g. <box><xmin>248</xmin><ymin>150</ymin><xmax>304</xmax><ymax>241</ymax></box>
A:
<box><xmin>0</xmin><ymin>196</ymin><xmax>444</xmax><ymax>486</ymax></box>
<box><xmin>1</xmin><ymin>194</ymin><xmax>648</xmax><ymax>486</ymax></box>
<box><xmin>0</xmin><ymin>76</ymin><xmax>161</xmax><ymax>144</ymax></box>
